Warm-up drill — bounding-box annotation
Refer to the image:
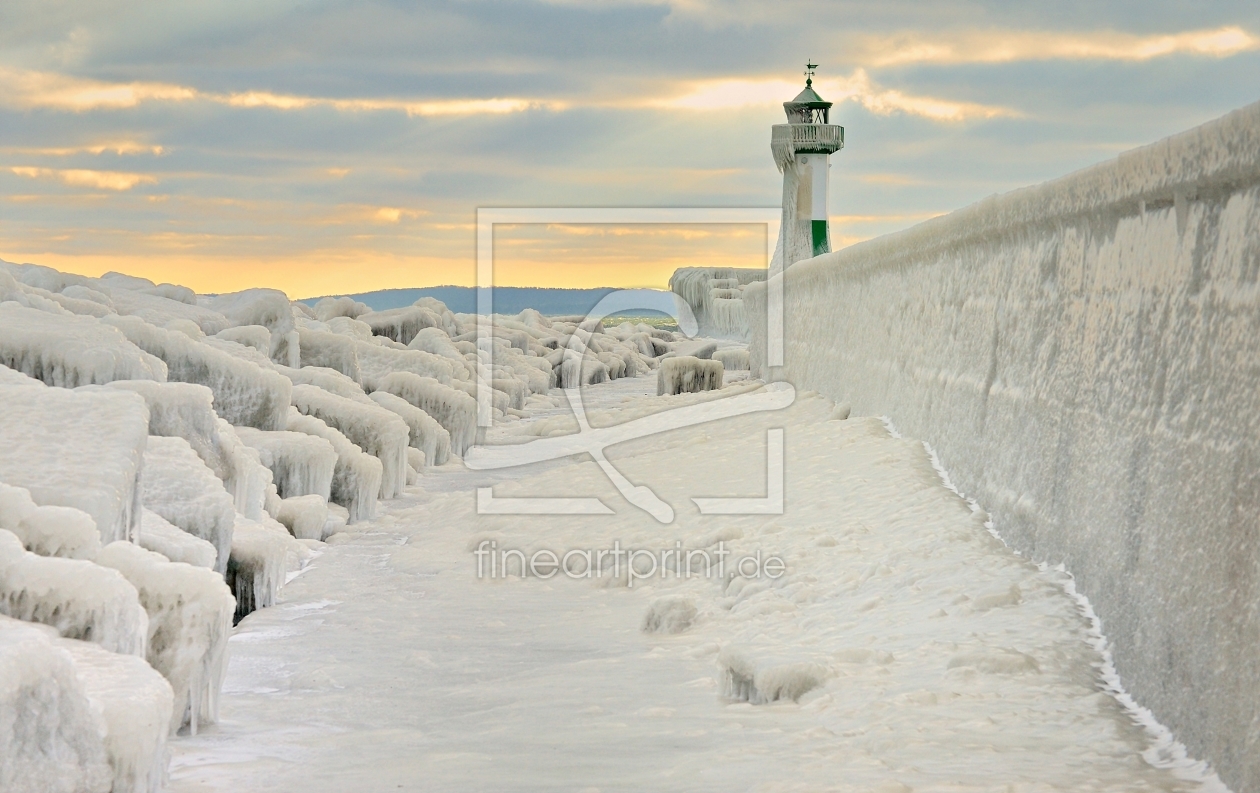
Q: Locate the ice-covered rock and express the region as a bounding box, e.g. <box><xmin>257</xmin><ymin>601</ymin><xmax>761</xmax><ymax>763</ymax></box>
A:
<box><xmin>205</xmin><ymin>289</ymin><xmax>294</xmax><ymax>360</ymax></box>
<box><xmin>226</xmin><ymin>515</ymin><xmax>291</xmax><ymax>622</ymax></box>
<box><xmin>104</xmin><ymin>283</ymin><xmax>230</xmax><ymax>336</ymax></box>
<box><xmin>359</xmin><ymin>306</ymin><xmax>443</xmax><ymax>345</ymax></box>
<box><xmin>368</xmin><ymin>390</ymin><xmax>452</xmax><ymax>467</ymax></box>
<box><xmin>0</xmin><ymin>484</ymin><xmax>101</xmax><ymax>560</ymax></box>
<box><xmin>657</xmin><ymin>355</ymin><xmax>723</xmax><ymax>396</ymax></box>
<box><xmin>103</xmin><ymin>315</ymin><xmax>292</xmax><ymax>430</ymax></box>
<box><xmin>0</xmin><ymin>362</ymin><xmax>46</xmax><ymax>386</ymax></box>
<box><xmin>0</xmin><ymin>303</ymin><xmax>167</xmax><ymax>387</ymax></box>
<box><xmin>312</xmin><ymin>296</ymin><xmax>370</xmax><ymax>321</ymax></box>
<box><xmin>713</xmin><ymin>348</ymin><xmax>750</xmax><ymax>371</ymax></box>
<box><xmin>275</xmin><ymin>495</ymin><xmax>330</xmax><ymax>541</ymax></box>
<box><xmin>96</xmin><ymin>541</ymin><xmax>234</xmax><ymax>734</ymax></box>
<box><xmin>234</xmin><ymin>426</ymin><xmax>337</xmax><ymax>502</ymax></box>
<box><xmin>275</xmin><ymin>363</ymin><xmax>371</xmax><ymax>402</ymax></box>
<box><xmin>285</xmin><ymin>409</ymin><xmax>381</xmax><ymax>523</ymax></box>
<box><xmin>213</xmin><ymin>325</ymin><xmax>271</xmax><ymax>355</ymax></box>
<box><xmin>0</xmin><ymin>530</ymin><xmax>148</xmax><ymax>657</ymax></box>
<box><xmin>136</xmin><ymin>509</ymin><xmax>217</xmax><ymax>569</ymax></box>
<box><xmin>141</xmin><ymin>436</ymin><xmax>236</xmax><ymax>575</ymax></box>
<box><xmin>0</xmin><ymin>385</ymin><xmax>149</xmax><ymax>544</ymax></box>
<box><xmin>59</xmin><ymin>633</ymin><xmax>173</xmax><ymax>793</ymax></box>
<box><xmin>290</xmin><ymin>384</ymin><xmax>410</xmax><ymax>500</ymax></box>
<box><xmin>372</xmin><ymin>372</ymin><xmax>477</xmax><ymax>457</ymax></box>
<box><xmin>0</xmin><ymin>616</ymin><xmax>112</xmax><ymax>793</ymax></box>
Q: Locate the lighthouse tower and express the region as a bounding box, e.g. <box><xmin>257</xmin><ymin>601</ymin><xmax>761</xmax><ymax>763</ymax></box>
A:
<box><xmin>770</xmin><ymin>63</ymin><xmax>844</xmax><ymax>274</ymax></box>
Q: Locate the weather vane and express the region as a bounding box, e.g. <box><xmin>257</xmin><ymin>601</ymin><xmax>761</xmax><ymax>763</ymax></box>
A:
<box><xmin>804</xmin><ymin>61</ymin><xmax>817</xmax><ymax>87</ymax></box>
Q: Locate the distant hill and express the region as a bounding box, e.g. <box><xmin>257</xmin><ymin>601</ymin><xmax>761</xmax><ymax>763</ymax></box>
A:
<box><xmin>301</xmin><ymin>286</ymin><xmax>677</xmax><ymax>318</ymax></box>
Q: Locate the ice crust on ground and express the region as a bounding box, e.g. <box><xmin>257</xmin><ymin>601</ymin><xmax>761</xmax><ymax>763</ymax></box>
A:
<box><xmin>284</xmin><ymin>409</ymin><xmax>381</xmax><ymax>523</ymax></box>
<box><xmin>290</xmin><ymin>384</ymin><xmax>410</xmax><ymax>500</ymax></box>
<box><xmin>0</xmin><ymin>385</ymin><xmax>149</xmax><ymax>544</ymax></box>
<box><xmin>141</xmin><ymin>436</ymin><xmax>236</xmax><ymax>575</ymax></box>
<box><xmin>96</xmin><ymin>542</ymin><xmax>234</xmax><ymax>735</ymax></box>
<box><xmin>167</xmin><ymin>376</ymin><xmax>1226</xmax><ymax>792</ymax></box>
<box><xmin>0</xmin><ymin>530</ymin><xmax>148</xmax><ymax>657</ymax></box>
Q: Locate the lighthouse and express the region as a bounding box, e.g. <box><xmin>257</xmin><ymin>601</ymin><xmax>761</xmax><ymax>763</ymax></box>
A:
<box><xmin>770</xmin><ymin>63</ymin><xmax>844</xmax><ymax>274</ymax></box>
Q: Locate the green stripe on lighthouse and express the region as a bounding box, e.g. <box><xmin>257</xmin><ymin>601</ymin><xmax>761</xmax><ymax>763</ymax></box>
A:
<box><xmin>811</xmin><ymin>220</ymin><xmax>829</xmax><ymax>256</ymax></box>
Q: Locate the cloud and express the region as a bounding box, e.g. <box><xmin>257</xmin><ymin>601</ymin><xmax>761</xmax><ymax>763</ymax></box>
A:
<box><xmin>0</xmin><ymin>141</ymin><xmax>164</xmax><ymax>157</ymax></box>
<box><xmin>0</xmin><ymin>67</ymin><xmax>563</xmax><ymax>116</ymax></box>
<box><xmin>10</xmin><ymin>166</ymin><xmax>156</xmax><ymax>190</ymax></box>
<box><xmin>859</xmin><ymin>25</ymin><xmax>1259</xmax><ymax>67</ymax></box>
<box><xmin>650</xmin><ymin>69</ymin><xmax>1017</xmax><ymax>121</ymax></box>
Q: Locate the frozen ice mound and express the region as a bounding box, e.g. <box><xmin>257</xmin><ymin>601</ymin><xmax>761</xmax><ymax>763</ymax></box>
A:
<box><xmin>141</xmin><ymin>436</ymin><xmax>236</xmax><ymax>575</ymax></box>
<box><xmin>226</xmin><ymin>514</ymin><xmax>292</xmax><ymax>623</ymax></box>
<box><xmin>0</xmin><ymin>362</ymin><xmax>47</xmax><ymax>386</ymax></box>
<box><xmin>234</xmin><ymin>426</ymin><xmax>337</xmax><ymax>502</ymax></box>
<box><xmin>372</xmin><ymin>372</ymin><xmax>477</xmax><ymax>457</ymax></box>
<box><xmin>291</xmin><ymin>384</ymin><xmax>410</xmax><ymax>500</ymax></box>
<box><xmin>641</xmin><ymin>596</ymin><xmax>697</xmax><ymax>634</ymax></box>
<box><xmin>137</xmin><ymin>509</ymin><xmax>217</xmax><ymax>569</ymax></box>
<box><xmin>359</xmin><ymin>306</ymin><xmax>444</xmax><ymax>345</ymax></box>
<box><xmin>717</xmin><ymin>646</ymin><xmax>830</xmax><ymax>704</ymax></box>
<box><xmin>0</xmin><ymin>530</ymin><xmax>148</xmax><ymax>657</ymax></box>
<box><xmin>96</xmin><ymin>541</ymin><xmax>234</xmax><ymax>735</ymax></box>
<box><xmin>657</xmin><ymin>355</ymin><xmax>723</xmax><ymax>396</ymax></box>
<box><xmin>713</xmin><ymin>348</ymin><xmax>750</xmax><ymax>371</ymax></box>
<box><xmin>0</xmin><ymin>384</ymin><xmax>149</xmax><ymax>544</ymax></box>
<box><xmin>0</xmin><ymin>302</ymin><xmax>167</xmax><ymax>387</ymax></box>
<box><xmin>204</xmin><ymin>289</ymin><xmax>294</xmax><ymax>359</ymax></box>
<box><xmin>58</xmin><ymin>632</ymin><xmax>173</xmax><ymax>793</ymax></box>
<box><xmin>285</xmin><ymin>409</ymin><xmax>380</xmax><ymax>523</ymax></box>
<box><xmin>0</xmin><ymin>483</ymin><xmax>101</xmax><ymax>560</ymax></box>
<box><xmin>368</xmin><ymin>390</ymin><xmax>452</xmax><ymax>467</ymax></box>
<box><xmin>275</xmin><ymin>495</ymin><xmax>329</xmax><ymax>541</ymax></box>
<box><xmin>276</xmin><ymin>363</ymin><xmax>372</xmax><ymax>403</ymax></box>
<box><xmin>0</xmin><ymin>615</ymin><xmax>112</xmax><ymax>793</ymax></box>
<box><xmin>103</xmin><ymin>315</ymin><xmax>292</xmax><ymax>430</ymax></box>
<box><xmin>669</xmin><ymin>266</ymin><xmax>764</xmax><ymax>340</ymax></box>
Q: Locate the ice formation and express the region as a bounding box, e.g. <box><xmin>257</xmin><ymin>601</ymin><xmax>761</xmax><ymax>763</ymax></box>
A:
<box><xmin>285</xmin><ymin>409</ymin><xmax>381</xmax><ymax>523</ymax></box>
<box><xmin>373</xmin><ymin>372</ymin><xmax>477</xmax><ymax>457</ymax></box>
<box><xmin>657</xmin><ymin>355</ymin><xmax>723</xmax><ymax>396</ymax></box>
<box><xmin>205</xmin><ymin>289</ymin><xmax>294</xmax><ymax>359</ymax></box>
<box><xmin>104</xmin><ymin>315</ymin><xmax>292</xmax><ymax>430</ymax></box>
<box><xmin>275</xmin><ymin>495</ymin><xmax>330</xmax><ymax>541</ymax></box>
<box><xmin>0</xmin><ymin>616</ymin><xmax>112</xmax><ymax>793</ymax></box>
<box><xmin>713</xmin><ymin>348</ymin><xmax>750</xmax><ymax>371</ymax></box>
<box><xmin>226</xmin><ymin>514</ymin><xmax>292</xmax><ymax>622</ymax></box>
<box><xmin>0</xmin><ymin>483</ymin><xmax>101</xmax><ymax>560</ymax></box>
<box><xmin>234</xmin><ymin>426</ymin><xmax>338</xmax><ymax>501</ymax></box>
<box><xmin>96</xmin><ymin>541</ymin><xmax>234</xmax><ymax>734</ymax></box>
<box><xmin>290</xmin><ymin>384</ymin><xmax>410</xmax><ymax>499</ymax></box>
<box><xmin>141</xmin><ymin>436</ymin><xmax>236</xmax><ymax>575</ymax></box>
<box><xmin>0</xmin><ymin>530</ymin><xmax>148</xmax><ymax>657</ymax></box>
<box><xmin>0</xmin><ymin>303</ymin><xmax>167</xmax><ymax>386</ymax></box>
<box><xmin>368</xmin><ymin>389</ymin><xmax>452</xmax><ymax>467</ymax></box>
<box><xmin>668</xmin><ymin>267</ymin><xmax>765</xmax><ymax>340</ymax></box>
<box><xmin>0</xmin><ymin>384</ymin><xmax>149</xmax><ymax>543</ymax></box>
<box><xmin>137</xmin><ymin>509</ymin><xmax>217</xmax><ymax>569</ymax></box>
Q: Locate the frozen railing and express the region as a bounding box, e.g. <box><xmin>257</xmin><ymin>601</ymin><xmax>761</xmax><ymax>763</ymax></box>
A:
<box><xmin>771</xmin><ymin>124</ymin><xmax>844</xmax><ymax>171</ymax></box>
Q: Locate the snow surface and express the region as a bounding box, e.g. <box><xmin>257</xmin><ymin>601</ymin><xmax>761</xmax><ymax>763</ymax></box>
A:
<box><xmin>167</xmin><ymin>374</ymin><xmax>1225</xmax><ymax>793</ymax></box>
<box><xmin>0</xmin><ymin>384</ymin><xmax>149</xmax><ymax>544</ymax></box>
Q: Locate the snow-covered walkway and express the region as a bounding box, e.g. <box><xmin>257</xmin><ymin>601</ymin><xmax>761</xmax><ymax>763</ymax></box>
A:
<box><xmin>169</xmin><ymin>374</ymin><xmax>1221</xmax><ymax>792</ymax></box>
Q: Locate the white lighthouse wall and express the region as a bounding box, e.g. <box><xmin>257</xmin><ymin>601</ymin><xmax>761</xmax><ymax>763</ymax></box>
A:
<box><xmin>745</xmin><ymin>100</ymin><xmax>1260</xmax><ymax>792</ymax></box>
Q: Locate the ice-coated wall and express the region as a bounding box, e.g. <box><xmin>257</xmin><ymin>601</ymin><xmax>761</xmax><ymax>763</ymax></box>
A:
<box><xmin>746</xmin><ymin>100</ymin><xmax>1260</xmax><ymax>792</ymax></box>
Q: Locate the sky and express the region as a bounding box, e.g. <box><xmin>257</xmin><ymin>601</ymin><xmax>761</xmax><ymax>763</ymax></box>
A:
<box><xmin>1</xmin><ymin>1</ymin><xmax>1258</xmax><ymax>298</ymax></box>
